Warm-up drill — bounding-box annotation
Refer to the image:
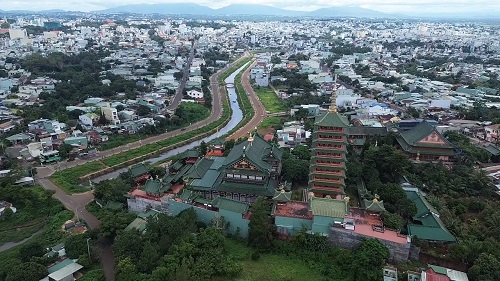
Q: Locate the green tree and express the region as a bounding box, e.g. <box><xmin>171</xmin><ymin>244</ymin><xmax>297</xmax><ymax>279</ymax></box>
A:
<box><xmin>468</xmin><ymin>253</ymin><xmax>500</xmax><ymax>281</ymax></box>
<box><xmin>137</xmin><ymin>105</ymin><xmax>151</xmax><ymax>116</ymax></box>
<box><xmin>381</xmin><ymin>212</ymin><xmax>405</xmax><ymax>230</ymax></box>
<box><xmin>116</xmin><ymin>257</ymin><xmax>139</xmax><ymax>281</ymax></box>
<box><xmin>248</xmin><ymin>197</ymin><xmax>275</xmax><ymax>251</ymax></box>
<box><xmin>1</xmin><ymin>22</ymin><xmax>10</xmax><ymax>29</ymax></box>
<box><xmin>98</xmin><ymin>113</ymin><xmax>108</xmax><ymax>125</ymax></box>
<box><xmin>352</xmin><ymin>239</ymin><xmax>389</xmax><ymax>281</ymax></box>
<box><xmin>282</xmin><ymin>158</ymin><xmax>309</xmax><ymax>183</ymax></box>
<box><xmin>291</xmin><ymin>145</ymin><xmax>311</xmax><ymax>160</ymax></box>
<box><xmin>65</xmin><ymin>234</ymin><xmax>91</xmax><ymax>259</ymax></box>
<box><xmin>199</xmin><ymin>141</ymin><xmax>207</xmax><ymax>156</ymax></box>
<box><xmin>6</xmin><ymin>262</ymin><xmax>48</xmax><ymax>281</ymax></box>
<box><xmin>94</xmin><ymin>178</ymin><xmax>132</xmax><ymax>204</ymax></box>
<box><xmin>113</xmin><ymin>230</ymin><xmax>143</xmax><ymax>262</ymax></box>
<box><xmin>138</xmin><ymin>241</ymin><xmax>160</xmax><ymax>273</ymax></box>
<box><xmin>19</xmin><ymin>242</ymin><xmax>45</xmax><ymax>262</ymax></box>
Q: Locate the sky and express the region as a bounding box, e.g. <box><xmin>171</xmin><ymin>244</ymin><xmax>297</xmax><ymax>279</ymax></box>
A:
<box><xmin>2</xmin><ymin>0</ymin><xmax>500</xmax><ymax>15</ymax></box>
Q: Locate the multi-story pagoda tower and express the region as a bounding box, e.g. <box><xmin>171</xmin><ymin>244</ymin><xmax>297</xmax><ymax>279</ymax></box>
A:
<box><xmin>308</xmin><ymin>78</ymin><xmax>349</xmax><ymax>199</ymax></box>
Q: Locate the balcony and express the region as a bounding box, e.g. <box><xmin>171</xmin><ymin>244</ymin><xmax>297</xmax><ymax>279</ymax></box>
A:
<box><xmin>314</xmin><ymin>161</ymin><xmax>344</xmax><ymax>167</ymax></box>
<box><xmin>313</xmin><ymin>177</ymin><xmax>343</xmax><ymax>184</ymax></box>
<box><xmin>315</xmin><ymin>145</ymin><xmax>344</xmax><ymax>150</ymax></box>
<box><xmin>313</xmin><ymin>169</ymin><xmax>342</xmax><ymax>176</ymax></box>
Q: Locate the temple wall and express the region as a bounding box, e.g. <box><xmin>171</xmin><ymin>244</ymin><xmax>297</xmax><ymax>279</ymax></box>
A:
<box><xmin>328</xmin><ymin>226</ymin><xmax>411</xmax><ymax>262</ymax></box>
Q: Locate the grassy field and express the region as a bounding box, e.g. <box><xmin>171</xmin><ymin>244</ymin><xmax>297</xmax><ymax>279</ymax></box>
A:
<box><xmin>258</xmin><ymin>117</ymin><xmax>282</xmax><ymax>130</ymax></box>
<box><xmin>50</xmin><ymin>161</ymin><xmax>108</xmax><ymax>193</ymax></box>
<box><xmin>225</xmin><ymin>239</ymin><xmax>326</xmax><ymax>281</ymax></box>
<box><xmin>253</xmin><ymin>87</ymin><xmax>285</xmax><ymax>113</ymax></box>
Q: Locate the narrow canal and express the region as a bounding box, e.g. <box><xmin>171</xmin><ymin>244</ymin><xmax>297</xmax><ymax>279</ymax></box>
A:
<box><xmin>92</xmin><ymin>62</ymin><xmax>248</xmax><ymax>183</ymax></box>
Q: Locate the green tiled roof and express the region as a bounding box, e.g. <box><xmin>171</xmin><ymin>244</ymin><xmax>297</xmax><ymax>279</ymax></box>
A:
<box><xmin>170</xmin><ymin>160</ymin><xmax>183</xmax><ymax>171</ymax></box>
<box><xmin>182</xmin><ymin>149</ymin><xmax>200</xmax><ymax>159</ymax></box>
<box><xmin>405</xmin><ymin>189</ymin><xmax>438</xmax><ymax>218</ymax></box>
<box><xmin>314</xmin><ymin>111</ymin><xmax>349</xmax><ymax>127</ymax></box>
<box><xmin>6</xmin><ymin>133</ymin><xmax>31</xmax><ymax>142</ymax></box>
<box><xmin>172</xmin><ymin>164</ymin><xmax>193</xmax><ymax>182</ymax></box>
<box><xmin>216</xmin><ymin>182</ymin><xmax>275</xmax><ymax>197</ymax></box>
<box><xmin>408</xmin><ymin>222</ymin><xmax>456</xmax><ymax>242</ymax></box>
<box><xmin>48</xmin><ymin>259</ymin><xmax>75</xmax><ymax>274</ymax></box>
<box><xmin>363</xmin><ymin>198</ymin><xmax>386</xmax><ymax>213</ymax></box>
<box><xmin>212</xmin><ymin>197</ymin><xmax>249</xmax><ymax>214</ymax></box>
<box><xmin>272</xmin><ymin>189</ymin><xmax>292</xmax><ymax>202</ymax></box>
<box><xmin>179</xmin><ymin>189</ymin><xmax>196</xmax><ymax>202</ymax></box>
<box><xmin>221</xmin><ymin>134</ymin><xmax>283</xmax><ymax>174</ymax></box>
<box><xmin>190</xmin><ymin>170</ymin><xmax>221</xmax><ymax>189</ymax></box>
<box><xmin>405</xmin><ymin>188</ymin><xmax>455</xmax><ymax>242</ymax></box>
<box><xmin>398</xmin><ymin>121</ymin><xmax>454</xmax><ymax>149</ymax></box>
<box><xmin>428</xmin><ymin>265</ymin><xmax>448</xmax><ymax>275</ymax></box>
<box><xmin>142</xmin><ymin>179</ymin><xmax>170</xmax><ymax>195</ymax></box>
<box><xmin>129</xmin><ymin>163</ymin><xmax>150</xmax><ymax>178</ymax></box>
<box><xmin>105</xmin><ymin>201</ymin><xmax>124</xmax><ymax>210</ymax></box>
<box><xmin>186</xmin><ymin>158</ymin><xmax>214</xmax><ymax>179</ymax></box>
<box><xmin>125</xmin><ymin>217</ymin><xmax>147</xmax><ymax>232</ymax></box>
<box><xmin>310</xmin><ymin>196</ymin><xmax>347</xmax><ymax>218</ymax></box>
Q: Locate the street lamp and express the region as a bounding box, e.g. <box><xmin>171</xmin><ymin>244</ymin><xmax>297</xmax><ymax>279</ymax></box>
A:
<box><xmin>86</xmin><ymin>238</ymin><xmax>91</xmax><ymax>258</ymax></box>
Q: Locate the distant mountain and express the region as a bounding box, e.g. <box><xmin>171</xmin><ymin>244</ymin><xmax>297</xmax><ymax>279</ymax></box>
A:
<box><xmin>306</xmin><ymin>6</ymin><xmax>390</xmax><ymax>18</ymax></box>
<box><xmin>98</xmin><ymin>3</ymin><xmax>213</xmax><ymax>15</ymax></box>
<box><xmin>96</xmin><ymin>3</ymin><xmax>391</xmax><ymax>18</ymax></box>
<box><xmin>0</xmin><ymin>9</ymin><xmax>67</xmax><ymax>14</ymax></box>
<box><xmin>214</xmin><ymin>4</ymin><xmax>301</xmax><ymax>16</ymax></box>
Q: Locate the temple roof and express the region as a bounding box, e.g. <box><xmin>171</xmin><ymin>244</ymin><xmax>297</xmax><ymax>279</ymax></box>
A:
<box><xmin>129</xmin><ymin>163</ymin><xmax>150</xmax><ymax>178</ymax></box>
<box><xmin>212</xmin><ymin>197</ymin><xmax>249</xmax><ymax>214</ymax></box>
<box><xmin>221</xmin><ymin>133</ymin><xmax>283</xmax><ymax>174</ymax></box>
<box><xmin>363</xmin><ymin>197</ymin><xmax>386</xmax><ymax>213</ymax></box>
<box><xmin>314</xmin><ymin>111</ymin><xmax>349</xmax><ymax>127</ymax></box>
<box><xmin>272</xmin><ymin>189</ymin><xmax>292</xmax><ymax>202</ymax></box>
<box><xmin>185</xmin><ymin>158</ymin><xmax>214</xmax><ymax>179</ymax></box>
<box><xmin>397</xmin><ymin>121</ymin><xmax>454</xmax><ymax>149</ymax></box>
<box><xmin>405</xmin><ymin>188</ymin><xmax>456</xmax><ymax>242</ymax></box>
<box><xmin>142</xmin><ymin>179</ymin><xmax>170</xmax><ymax>195</ymax></box>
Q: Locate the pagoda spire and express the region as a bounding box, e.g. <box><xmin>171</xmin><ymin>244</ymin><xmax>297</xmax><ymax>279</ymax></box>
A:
<box><xmin>328</xmin><ymin>74</ymin><xmax>338</xmax><ymax>113</ymax></box>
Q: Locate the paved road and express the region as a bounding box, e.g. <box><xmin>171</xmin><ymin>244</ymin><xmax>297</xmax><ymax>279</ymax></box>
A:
<box><xmin>34</xmin><ymin>54</ymin><xmax>249</xmax><ymax>281</ymax></box>
<box><xmin>167</xmin><ymin>40</ymin><xmax>197</xmax><ymax>110</ymax></box>
<box><xmin>0</xmin><ymin>227</ymin><xmax>45</xmax><ymax>253</ymax></box>
<box><xmin>47</xmin><ymin>54</ymin><xmax>249</xmax><ymax>173</ymax></box>
<box><xmin>228</xmin><ymin>60</ymin><xmax>267</xmax><ymax>140</ymax></box>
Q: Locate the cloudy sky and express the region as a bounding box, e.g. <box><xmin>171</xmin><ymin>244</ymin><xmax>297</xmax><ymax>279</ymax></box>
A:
<box><xmin>2</xmin><ymin>0</ymin><xmax>500</xmax><ymax>15</ymax></box>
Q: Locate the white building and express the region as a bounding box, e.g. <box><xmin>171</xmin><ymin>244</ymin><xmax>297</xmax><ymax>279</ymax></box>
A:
<box><xmin>187</xmin><ymin>90</ymin><xmax>203</xmax><ymax>99</ymax></box>
<box><xmin>79</xmin><ymin>113</ymin><xmax>99</xmax><ymax>128</ymax></box>
<box><xmin>101</xmin><ymin>106</ymin><xmax>120</xmax><ymax>125</ymax></box>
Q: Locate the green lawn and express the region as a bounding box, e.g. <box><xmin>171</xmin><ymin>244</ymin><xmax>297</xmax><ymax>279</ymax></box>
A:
<box><xmin>50</xmin><ymin>161</ymin><xmax>108</xmax><ymax>194</ymax></box>
<box><xmin>254</xmin><ymin>87</ymin><xmax>285</xmax><ymax>114</ymax></box>
<box><xmin>258</xmin><ymin>117</ymin><xmax>282</xmax><ymax>130</ymax></box>
<box><xmin>225</xmin><ymin>240</ymin><xmax>326</xmax><ymax>281</ymax></box>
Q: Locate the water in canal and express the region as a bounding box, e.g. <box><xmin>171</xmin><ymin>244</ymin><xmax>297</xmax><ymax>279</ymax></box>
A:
<box><xmin>92</xmin><ymin>62</ymin><xmax>248</xmax><ymax>182</ymax></box>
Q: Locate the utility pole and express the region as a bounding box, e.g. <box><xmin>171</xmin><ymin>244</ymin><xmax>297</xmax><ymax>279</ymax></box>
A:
<box><xmin>86</xmin><ymin>238</ymin><xmax>91</xmax><ymax>258</ymax></box>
